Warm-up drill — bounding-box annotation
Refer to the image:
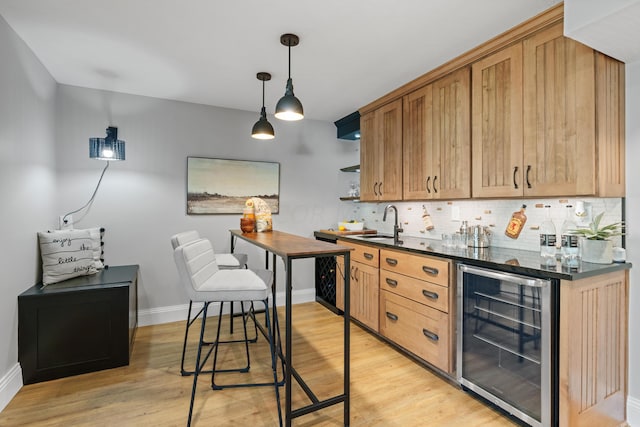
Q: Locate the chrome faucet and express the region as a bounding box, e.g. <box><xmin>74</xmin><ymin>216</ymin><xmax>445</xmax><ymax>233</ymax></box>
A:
<box><xmin>383</xmin><ymin>204</ymin><xmax>403</xmax><ymax>244</ymax></box>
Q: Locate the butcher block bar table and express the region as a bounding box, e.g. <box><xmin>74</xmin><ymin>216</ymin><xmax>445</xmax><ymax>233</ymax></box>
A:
<box><xmin>230</xmin><ymin>230</ymin><xmax>352</xmax><ymax>426</ymax></box>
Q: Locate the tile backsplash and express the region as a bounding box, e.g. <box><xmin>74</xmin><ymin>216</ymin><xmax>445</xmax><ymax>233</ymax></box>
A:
<box><xmin>337</xmin><ymin>198</ymin><xmax>624</xmax><ymax>252</ymax></box>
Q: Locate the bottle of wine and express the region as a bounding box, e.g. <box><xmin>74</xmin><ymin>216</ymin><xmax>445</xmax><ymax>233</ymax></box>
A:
<box><xmin>540</xmin><ymin>205</ymin><xmax>557</xmax><ymax>267</ymax></box>
<box><xmin>505</xmin><ymin>204</ymin><xmax>527</xmax><ymax>239</ymax></box>
<box><xmin>561</xmin><ymin>205</ymin><xmax>580</xmax><ymax>268</ymax></box>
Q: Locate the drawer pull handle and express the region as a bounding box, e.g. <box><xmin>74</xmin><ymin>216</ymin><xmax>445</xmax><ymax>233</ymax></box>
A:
<box><xmin>385</xmin><ymin>278</ymin><xmax>398</xmax><ymax>287</ymax></box>
<box><xmin>422</xmin><ymin>328</ymin><xmax>439</xmax><ymax>342</ymax></box>
<box><xmin>422</xmin><ymin>266</ymin><xmax>439</xmax><ymax>276</ymax></box>
<box><xmin>385</xmin><ymin>312</ymin><xmax>399</xmax><ymax>321</ymax></box>
<box><xmin>422</xmin><ymin>290</ymin><xmax>438</xmax><ymax>300</ymax></box>
<box><xmin>364</xmin><ymin>253</ymin><xmax>374</xmax><ymax>260</ymax></box>
<box><xmin>386</xmin><ymin>258</ymin><xmax>398</xmax><ymax>266</ymax></box>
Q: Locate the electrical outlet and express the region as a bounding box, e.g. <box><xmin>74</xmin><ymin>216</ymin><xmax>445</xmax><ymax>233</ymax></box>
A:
<box><xmin>59</xmin><ymin>214</ymin><xmax>73</xmax><ymax>230</ymax></box>
<box><xmin>451</xmin><ymin>205</ymin><xmax>461</xmax><ymax>221</ymax></box>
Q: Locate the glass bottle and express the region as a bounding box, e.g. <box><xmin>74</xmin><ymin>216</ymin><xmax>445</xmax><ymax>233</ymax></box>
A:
<box><xmin>561</xmin><ymin>204</ymin><xmax>580</xmax><ymax>268</ymax></box>
<box><xmin>505</xmin><ymin>204</ymin><xmax>527</xmax><ymax>239</ymax></box>
<box><xmin>540</xmin><ymin>205</ymin><xmax>557</xmax><ymax>267</ymax></box>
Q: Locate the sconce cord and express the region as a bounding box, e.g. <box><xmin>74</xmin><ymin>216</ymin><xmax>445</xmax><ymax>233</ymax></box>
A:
<box><xmin>62</xmin><ymin>161</ymin><xmax>110</xmax><ymax>224</ymax></box>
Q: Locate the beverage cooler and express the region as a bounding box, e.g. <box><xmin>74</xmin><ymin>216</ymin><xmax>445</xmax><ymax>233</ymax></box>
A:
<box><xmin>457</xmin><ymin>264</ymin><xmax>558</xmax><ymax>426</ymax></box>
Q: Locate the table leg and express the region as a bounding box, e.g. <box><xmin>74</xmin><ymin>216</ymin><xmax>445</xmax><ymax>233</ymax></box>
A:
<box><xmin>344</xmin><ymin>252</ymin><xmax>350</xmax><ymax>425</ymax></box>
<box><xmin>285</xmin><ymin>257</ymin><xmax>293</xmax><ymax>427</ymax></box>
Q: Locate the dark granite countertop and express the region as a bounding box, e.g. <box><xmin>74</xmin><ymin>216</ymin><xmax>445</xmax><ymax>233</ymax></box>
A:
<box><xmin>331</xmin><ymin>234</ymin><xmax>630</xmax><ymax>281</ymax></box>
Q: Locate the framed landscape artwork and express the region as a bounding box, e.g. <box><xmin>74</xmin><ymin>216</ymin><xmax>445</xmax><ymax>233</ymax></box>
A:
<box><xmin>187</xmin><ymin>157</ymin><xmax>280</xmax><ymax>214</ymax></box>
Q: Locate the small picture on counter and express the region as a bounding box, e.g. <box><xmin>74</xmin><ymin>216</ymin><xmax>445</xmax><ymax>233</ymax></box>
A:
<box><xmin>187</xmin><ymin>157</ymin><xmax>280</xmax><ymax>214</ymax></box>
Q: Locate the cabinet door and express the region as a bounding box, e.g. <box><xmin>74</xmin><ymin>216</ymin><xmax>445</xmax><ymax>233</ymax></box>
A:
<box><xmin>559</xmin><ymin>271</ymin><xmax>627</xmax><ymax>426</ymax></box>
<box><xmin>377</xmin><ymin>99</ymin><xmax>403</xmax><ymax>200</ymax></box>
<box><xmin>353</xmin><ymin>261</ymin><xmax>379</xmax><ymax>331</ymax></box>
<box><xmin>403</xmin><ymin>84</ymin><xmax>434</xmax><ymax>200</ymax></box>
<box><xmin>523</xmin><ymin>23</ymin><xmax>596</xmax><ymax>197</ymax></box>
<box><xmin>359</xmin><ymin>111</ymin><xmax>378</xmax><ymax>201</ymax></box>
<box><xmin>595</xmin><ymin>53</ymin><xmax>625</xmax><ymax>197</ymax></box>
<box><xmin>432</xmin><ymin>67</ymin><xmax>471</xmax><ymax>199</ymax></box>
<box><xmin>359</xmin><ymin>100</ymin><xmax>402</xmax><ymax>201</ymax></box>
<box><xmin>472</xmin><ymin>44</ymin><xmax>524</xmax><ymax>198</ymax></box>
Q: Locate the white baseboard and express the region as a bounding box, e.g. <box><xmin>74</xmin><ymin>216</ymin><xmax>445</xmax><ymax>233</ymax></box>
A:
<box><xmin>138</xmin><ymin>288</ymin><xmax>316</xmax><ymax>327</ymax></box>
<box><xmin>0</xmin><ymin>363</ymin><xmax>23</xmax><ymax>413</ymax></box>
<box><xmin>629</xmin><ymin>395</ymin><xmax>640</xmax><ymax>426</ymax></box>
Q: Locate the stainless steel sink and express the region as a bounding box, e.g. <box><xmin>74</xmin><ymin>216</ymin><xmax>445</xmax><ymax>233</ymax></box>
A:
<box><xmin>358</xmin><ymin>234</ymin><xmax>394</xmax><ymax>240</ymax></box>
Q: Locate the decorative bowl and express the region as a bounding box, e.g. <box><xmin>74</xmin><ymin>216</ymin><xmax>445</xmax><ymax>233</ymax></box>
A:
<box><xmin>339</xmin><ymin>221</ymin><xmax>364</xmax><ymax>231</ymax></box>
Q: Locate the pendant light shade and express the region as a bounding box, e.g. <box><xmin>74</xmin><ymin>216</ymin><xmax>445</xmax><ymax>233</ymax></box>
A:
<box><xmin>275</xmin><ymin>33</ymin><xmax>304</xmax><ymax>121</ymax></box>
<box><xmin>251</xmin><ymin>72</ymin><xmax>275</xmax><ymax>140</ymax></box>
<box><xmin>89</xmin><ymin>126</ymin><xmax>126</xmax><ymax>160</ymax></box>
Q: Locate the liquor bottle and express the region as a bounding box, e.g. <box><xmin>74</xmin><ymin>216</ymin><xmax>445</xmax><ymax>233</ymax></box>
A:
<box><xmin>540</xmin><ymin>205</ymin><xmax>557</xmax><ymax>267</ymax></box>
<box><xmin>561</xmin><ymin>204</ymin><xmax>580</xmax><ymax>268</ymax></box>
<box><xmin>505</xmin><ymin>205</ymin><xmax>527</xmax><ymax>239</ymax></box>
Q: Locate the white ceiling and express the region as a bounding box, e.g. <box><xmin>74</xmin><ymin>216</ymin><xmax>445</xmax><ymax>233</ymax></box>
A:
<box><xmin>0</xmin><ymin>0</ymin><xmax>561</xmax><ymax>122</ymax></box>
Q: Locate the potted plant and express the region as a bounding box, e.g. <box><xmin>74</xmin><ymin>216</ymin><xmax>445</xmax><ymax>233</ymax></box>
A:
<box><xmin>571</xmin><ymin>212</ymin><xmax>624</xmax><ymax>264</ymax></box>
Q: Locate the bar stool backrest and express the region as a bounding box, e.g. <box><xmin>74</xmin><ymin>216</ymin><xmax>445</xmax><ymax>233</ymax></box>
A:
<box><xmin>170</xmin><ymin>230</ymin><xmax>200</xmax><ymax>250</ymax></box>
<box><xmin>174</xmin><ymin>239</ymin><xmax>220</xmax><ymax>301</ymax></box>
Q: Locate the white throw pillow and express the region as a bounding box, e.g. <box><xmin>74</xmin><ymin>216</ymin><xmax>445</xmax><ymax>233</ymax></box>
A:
<box><xmin>38</xmin><ymin>229</ymin><xmax>98</xmax><ymax>285</ymax></box>
<box><xmin>50</xmin><ymin>227</ymin><xmax>104</xmax><ymax>269</ymax></box>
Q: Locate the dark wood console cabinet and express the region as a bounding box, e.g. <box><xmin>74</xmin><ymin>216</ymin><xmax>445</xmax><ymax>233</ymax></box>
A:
<box><xmin>18</xmin><ymin>265</ymin><xmax>138</xmax><ymax>384</ymax></box>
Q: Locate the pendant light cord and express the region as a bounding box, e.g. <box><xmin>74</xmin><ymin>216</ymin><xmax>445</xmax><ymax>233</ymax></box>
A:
<box><xmin>288</xmin><ymin>41</ymin><xmax>291</xmax><ymax>78</ymax></box>
<box><xmin>62</xmin><ymin>161</ymin><xmax>110</xmax><ymax>224</ymax></box>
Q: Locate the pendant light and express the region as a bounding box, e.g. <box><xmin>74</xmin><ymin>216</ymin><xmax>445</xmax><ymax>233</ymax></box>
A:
<box><xmin>275</xmin><ymin>33</ymin><xmax>304</xmax><ymax>121</ymax></box>
<box><xmin>251</xmin><ymin>72</ymin><xmax>275</xmax><ymax>140</ymax></box>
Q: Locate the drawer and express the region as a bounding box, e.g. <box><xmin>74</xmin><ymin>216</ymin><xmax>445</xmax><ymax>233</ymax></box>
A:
<box><xmin>380</xmin><ymin>269</ymin><xmax>449</xmax><ymax>313</ymax></box>
<box><xmin>379</xmin><ymin>290</ymin><xmax>450</xmax><ymax>372</ymax></box>
<box><xmin>338</xmin><ymin>240</ymin><xmax>379</xmax><ymax>267</ymax></box>
<box><xmin>380</xmin><ymin>249</ymin><xmax>449</xmax><ymax>287</ymax></box>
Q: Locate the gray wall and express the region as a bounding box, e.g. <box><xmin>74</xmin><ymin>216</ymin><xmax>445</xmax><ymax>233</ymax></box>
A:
<box><xmin>53</xmin><ymin>84</ymin><xmax>358</xmax><ymax>318</ymax></box>
<box><xmin>0</xmin><ymin>14</ymin><xmax>57</xmax><ymax>408</ymax></box>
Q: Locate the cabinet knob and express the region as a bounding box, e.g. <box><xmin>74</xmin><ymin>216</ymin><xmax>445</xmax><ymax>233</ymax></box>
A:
<box><xmin>364</xmin><ymin>253</ymin><xmax>374</xmax><ymax>260</ymax></box>
<box><xmin>385</xmin><ymin>278</ymin><xmax>398</xmax><ymax>287</ymax></box>
<box><xmin>385</xmin><ymin>258</ymin><xmax>398</xmax><ymax>266</ymax></box>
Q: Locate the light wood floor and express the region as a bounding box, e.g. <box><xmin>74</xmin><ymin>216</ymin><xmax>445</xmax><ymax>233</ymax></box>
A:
<box><xmin>0</xmin><ymin>302</ymin><xmax>519</xmax><ymax>426</ymax></box>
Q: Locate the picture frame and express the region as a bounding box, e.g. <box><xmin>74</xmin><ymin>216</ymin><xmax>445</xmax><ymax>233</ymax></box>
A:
<box><xmin>187</xmin><ymin>157</ymin><xmax>280</xmax><ymax>215</ymax></box>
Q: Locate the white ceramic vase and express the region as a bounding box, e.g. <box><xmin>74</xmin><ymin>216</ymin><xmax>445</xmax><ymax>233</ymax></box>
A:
<box><xmin>580</xmin><ymin>238</ymin><xmax>613</xmax><ymax>264</ymax></box>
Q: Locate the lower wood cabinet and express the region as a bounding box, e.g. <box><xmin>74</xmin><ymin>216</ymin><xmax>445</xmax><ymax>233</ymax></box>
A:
<box><xmin>378</xmin><ymin>249</ymin><xmax>454</xmax><ymax>373</ymax></box>
<box><xmin>559</xmin><ymin>270</ymin><xmax>628</xmax><ymax>427</ymax></box>
<box><xmin>379</xmin><ymin>289</ymin><xmax>450</xmax><ymax>371</ymax></box>
<box><xmin>336</xmin><ymin>240</ymin><xmax>380</xmax><ymax>332</ymax></box>
<box><xmin>337</xmin><ymin>241</ymin><xmax>455</xmax><ymax>373</ymax></box>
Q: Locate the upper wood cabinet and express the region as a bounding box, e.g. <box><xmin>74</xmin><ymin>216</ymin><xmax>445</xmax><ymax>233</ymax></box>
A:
<box><xmin>471</xmin><ymin>44</ymin><xmax>524</xmax><ymax>198</ymax></box>
<box><xmin>522</xmin><ymin>23</ymin><xmax>596</xmax><ymax>197</ymax></box>
<box><xmin>472</xmin><ymin>22</ymin><xmax>625</xmax><ymax>198</ymax></box>
<box><xmin>403</xmin><ymin>67</ymin><xmax>471</xmax><ymax>200</ymax></box>
<box><xmin>360</xmin><ymin>99</ymin><xmax>403</xmax><ymax>201</ymax></box>
<box><xmin>362</xmin><ymin>5</ymin><xmax>625</xmax><ymax>201</ymax></box>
